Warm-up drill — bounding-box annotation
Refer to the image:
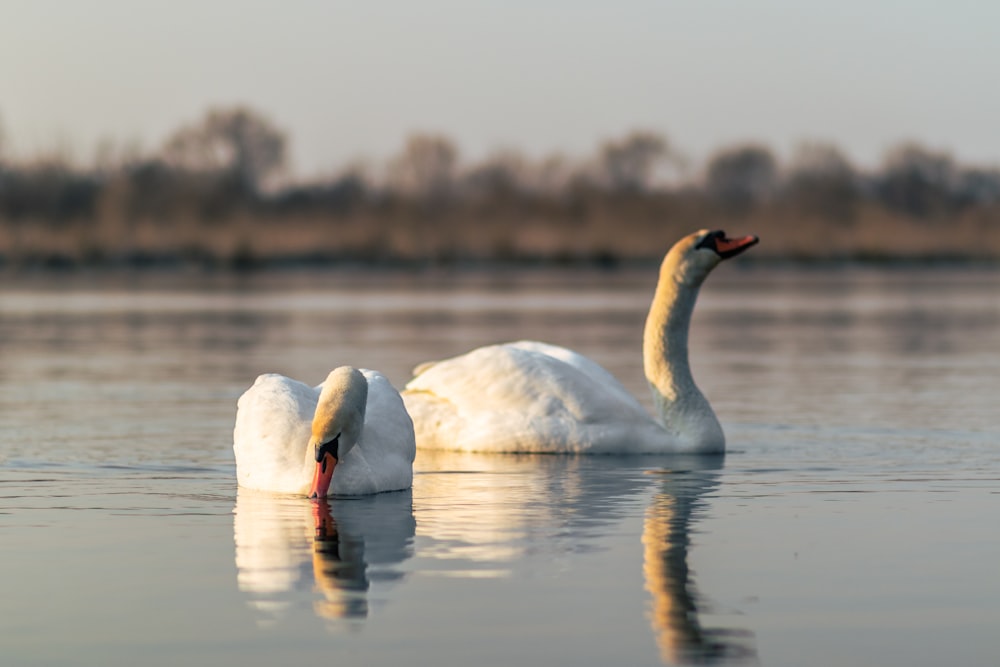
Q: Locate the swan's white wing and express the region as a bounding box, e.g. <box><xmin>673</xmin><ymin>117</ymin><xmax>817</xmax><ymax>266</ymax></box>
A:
<box><xmin>504</xmin><ymin>340</ymin><xmax>644</xmax><ymax>410</ymax></box>
<box><xmin>234</xmin><ymin>374</ymin><xmax>317</xmax><ymax>494</ymax></box>
<box><xmin>403</xmin><ymin>342</ymin><xmax>662</xmax><ymax>453</ymax></box>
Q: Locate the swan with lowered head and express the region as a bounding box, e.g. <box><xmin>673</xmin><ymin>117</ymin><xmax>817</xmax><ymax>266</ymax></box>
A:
<box><xmin>234</xmin><ymin>366</ymin><xmax>415</xmax><ymax>496</ymax></box>
<box><xmin>401</xmin><ymin>229</ymin><xmax>758</xmax><ymax>454</ymax></box>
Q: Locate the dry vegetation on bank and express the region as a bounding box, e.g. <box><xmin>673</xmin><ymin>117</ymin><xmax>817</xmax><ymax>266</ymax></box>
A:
<box><xmin>2</xmin><ymin>106</ymin><xmax>999</xmax><ymax>269</ymax></box>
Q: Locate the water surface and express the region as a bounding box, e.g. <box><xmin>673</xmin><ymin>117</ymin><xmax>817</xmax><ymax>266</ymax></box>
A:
<box><xmin>1</xmin><ymin>266</ymin><xmax>998</xmax><ymax>666</ymax></box>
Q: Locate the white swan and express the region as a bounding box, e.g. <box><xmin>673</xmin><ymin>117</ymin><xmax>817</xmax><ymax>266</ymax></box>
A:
<box><xmin>234</xmin><ymin>366</ymin><xmax>415</xmax><ymax>496</ymax></box>
<box><xmin>401</xmin><ymin>229</ymin><xmax>758</xmax><ymax>454</ymax></box>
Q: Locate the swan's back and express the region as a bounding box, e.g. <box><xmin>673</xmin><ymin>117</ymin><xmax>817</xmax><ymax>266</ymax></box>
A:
<box><xmin>403</xmin><ymin>341</ymin><xmax>665</xmax><ymax>453</ymax></box>
<box><xmin>505</xmin><ymin>341</ymin><xmax>635</xmax><ymax>404</ymax></box>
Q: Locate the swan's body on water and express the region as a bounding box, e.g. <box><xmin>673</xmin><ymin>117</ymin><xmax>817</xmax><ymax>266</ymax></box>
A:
<box><xmin>402</xmin><ymin>229</ymin><xmax>758</xmax><ymax>454</ymax></box>
<box><xmin>234</xmin><ymin>367</ymin><xmax>415</xmax><ymax>496</ymax></box>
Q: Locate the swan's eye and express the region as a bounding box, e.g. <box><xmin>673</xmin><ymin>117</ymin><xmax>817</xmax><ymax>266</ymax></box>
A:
<box><xmin>696</xmin><ymin>231</ymin><xmax>724</xmax><ymax>251</ymax></box>
<box><xmin>315</xmin><ymin>434</ymin><xmax>341</xmax><ymax>462</ymax></box>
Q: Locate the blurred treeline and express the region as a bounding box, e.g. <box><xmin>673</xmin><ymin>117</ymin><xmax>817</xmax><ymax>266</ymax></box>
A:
<box><xmin>2</xmin><ymin>105</ymin><xmax>999</xmax><ymax>268</ymax></box>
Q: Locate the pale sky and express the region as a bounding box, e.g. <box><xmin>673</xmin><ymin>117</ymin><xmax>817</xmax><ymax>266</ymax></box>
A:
<box><xmin>2</xmin><ymin>0</ymin><xmax>999</xmax><ymax>178</ymax></box>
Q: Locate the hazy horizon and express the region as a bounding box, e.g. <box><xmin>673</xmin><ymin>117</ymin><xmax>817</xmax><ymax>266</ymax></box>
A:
<box><xmin>2</xmin><ymin>1</ymin><xmax>999</xmax><ymax>177</ymax></box>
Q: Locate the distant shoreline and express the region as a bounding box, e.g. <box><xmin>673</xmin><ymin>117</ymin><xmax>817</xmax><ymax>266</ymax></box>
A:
<box><xmin>3</xmin><ymin>252</ymin><xmax>998</xmax><ymax>277</ymax></box>
<box><xmin>5</xmin><ymin>113</ymin><xmax>1000</xmax><ymax>275</ymax></box>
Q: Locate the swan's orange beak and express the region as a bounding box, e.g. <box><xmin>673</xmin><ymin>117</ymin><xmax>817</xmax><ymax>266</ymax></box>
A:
<box><xmin>716</xmin><ymin>234</ymin><xmax>759</xmax><ymax>259</ymax></box>
<box><xmin>309</xmin><ymin>452</ymin><xmax>337</xmax><ymax>498</ymax></box>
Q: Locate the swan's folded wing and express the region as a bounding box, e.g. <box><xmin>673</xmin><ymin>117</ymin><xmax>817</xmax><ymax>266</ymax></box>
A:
<box><xmin>505</xmin><ymin>340</ymin><xmax>645</xmax><ymax>410</ymax></box>
<box><xmin>403</xmin><ymin>343</ymin><xmax>656</xmax><ymax>452</ymax></box>
<box><xmin>234</xmin><ymin>374</ymin><xmax>317</xmax><ymax>493</ymax></box>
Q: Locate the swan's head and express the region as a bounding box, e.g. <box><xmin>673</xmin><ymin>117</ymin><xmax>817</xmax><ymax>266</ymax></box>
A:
<box><xmin>308</xmin><ymin>367</ymin><xmax>369</xmax><ymax>498</ymax></box>
<box><xmin>666</xmin><ymin>229</ymin><xmax>759</xmax><ymax>284</ymax></box>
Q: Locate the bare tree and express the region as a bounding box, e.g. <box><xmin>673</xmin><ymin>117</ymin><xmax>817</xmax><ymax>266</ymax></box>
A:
<box><xmin>597</xmin><ymin>130</ymin><xmax>673</xmax><ymax>193</ymax></box>
<box><xmin>706</xmin><ymin>144</ymin><xmax>777</xmax><ymax>213</ymax></box>
<box><xmin>785</xmin><ymin>142</ymin><xmax>859</xmax><ymax>221</ymax></box>
<box><xmin>92</xmin><ymin>137</ymin><xmax>144</xmax><ymax>177</ymax></box>
<box><xmin>876</xmin><ymin>142</ymin><xmax>957</xmax><ymax>218</ymax></box>
<box><xmin>161</xmin><ymin>106</ymin><xmax>287</xmax><ymax>194</ymax></box>
<box><xmin>388</xmin><ymin>133</ymin><xmax>458</xmax><ymax>198</ymax></box>
<box><xmin>954</xmin><ymin>166</ymin><xmax>1000</xmax><ymax>207</ymax></box>
<box><xmin>462</xmin><ymin>149</ymin><xmax>529</xmax><ymax>199</ymax></box>
<box><xmin>530</xmin><ymin>154</ymin><xmax>572</xmax><ymax>195</ymax></box>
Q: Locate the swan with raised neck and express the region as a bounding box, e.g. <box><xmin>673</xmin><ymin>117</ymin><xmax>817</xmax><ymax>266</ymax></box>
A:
<box><xmin>643</xmin><ymin>229</ymin><xmax>757</xmax><ymax>452</ymax></box>
<box><xmin>402</xmin><ymin>229</ymin><xmax>758</xmax><ymax>454</ymax></box>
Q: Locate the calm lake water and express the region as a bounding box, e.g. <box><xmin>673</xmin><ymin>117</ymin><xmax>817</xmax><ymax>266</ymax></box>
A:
<box><xmin>1</xmin><ymin>265</ymin><xmax>998</xmax><ymax>666</ymax></box>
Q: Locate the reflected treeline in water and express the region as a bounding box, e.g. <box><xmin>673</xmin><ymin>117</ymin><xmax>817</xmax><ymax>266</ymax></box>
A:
<box><xmin>232</xmin><ymin>489</ymin><xmax>415</xmax><ymax>624</ymax></box>
<box><xmin>696</xmin><ymin>269</ymin><xmax>1000</xmax><ymax>443</ymax></box>
<box><xmin>0</xmin><ymin>273</ymin><xmax>658</xmax><ymax>467</ymax></box>
<box><xmin>0</xmin><ymin>292</ymin><xmax>274</xmax><ymax>466</ymax></box>
<box><xmin>642</xmin><ymin>458</ymin><xmax>757</xmax><ymax>665</ymax></box>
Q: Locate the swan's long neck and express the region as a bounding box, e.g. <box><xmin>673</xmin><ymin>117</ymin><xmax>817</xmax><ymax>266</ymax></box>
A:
<box><xmin>642</xmin><ymin>258</ymin><xmax>724</xmax><ymax>452</ymax></box>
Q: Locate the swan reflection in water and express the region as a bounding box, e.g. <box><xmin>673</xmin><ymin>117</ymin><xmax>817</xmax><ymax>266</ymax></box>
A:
<box><xmin>642</xmin><ymin>458</ymin><xmax>757</xmax><ymax>665</ymax></box>
<box><xmin>234</xmin><ymin>452</ymin><xmax>755</xmax><ymax>663</ymax></box>
<box><xmin>416</xmin><ymin>451</ymin><xmax>756</xmax><ymax>665</ymax></box>
<box><xmin>232</xmin><ymin>488</ymin><xmax>415</xmax><ymax>624</ymax></box>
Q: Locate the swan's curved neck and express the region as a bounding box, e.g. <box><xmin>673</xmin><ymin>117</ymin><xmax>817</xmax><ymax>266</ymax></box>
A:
<box><xmin>642</xmin><ymin>260</ymin><xmax>723</xmax><ymax>449</ymax></box>
<box><xmin>643</xmin><ymin>269</ymin><xmax>700</xmax><ymax>404</ymax></box>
